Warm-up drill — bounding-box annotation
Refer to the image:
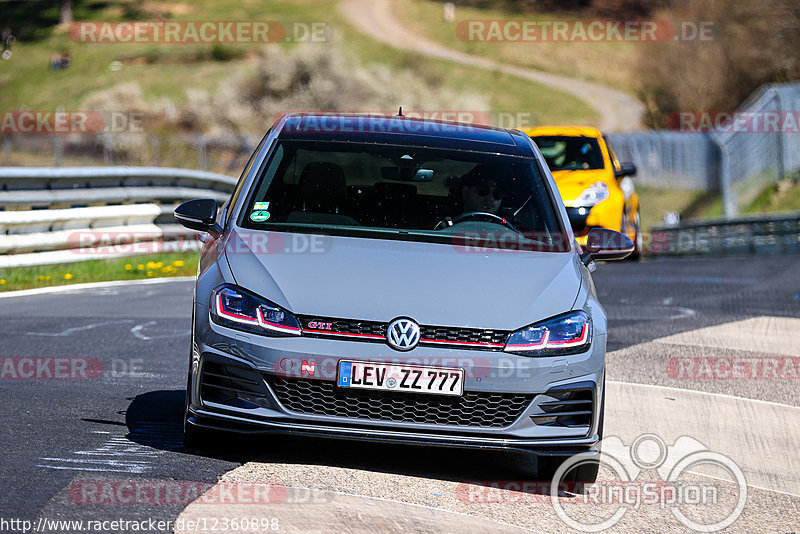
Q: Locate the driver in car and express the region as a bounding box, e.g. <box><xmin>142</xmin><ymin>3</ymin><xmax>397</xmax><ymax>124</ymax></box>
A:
<box><xmin>461</xmin><ymin>164</ymin><xmax>507</xmax><ymax>215</ymax></box>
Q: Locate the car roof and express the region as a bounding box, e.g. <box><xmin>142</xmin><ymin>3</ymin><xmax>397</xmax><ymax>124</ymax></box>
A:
<box><xmin>274</xmin><ymin>113</ymin><xmax>536</xmax><ymax>156</ymax></box>
<box><xmin>521</xmin><ymin>125</ymin><xmax>604</xmax><ymax>138</ymax></box>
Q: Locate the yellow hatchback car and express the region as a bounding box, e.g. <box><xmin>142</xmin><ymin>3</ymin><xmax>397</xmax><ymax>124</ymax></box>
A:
<box><xmin>523</xmin><ymin>126</ymin><xmax>641</xmax><ymax>256</ymax></box>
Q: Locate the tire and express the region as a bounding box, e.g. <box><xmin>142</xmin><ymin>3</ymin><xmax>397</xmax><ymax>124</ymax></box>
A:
<box><xmin>183</xmin><ymin>369</ymin><xmax>204</xmax><ymax>449</ymax></box>
<box><xmin>537</xmin><ymin>454</ymin><xmax>600</xmax><ymax>486</ymax></box>
<box><xmin>626</xmin><ymin>209</ymin><xmax>642</xmax><ymax>261</ymax></box>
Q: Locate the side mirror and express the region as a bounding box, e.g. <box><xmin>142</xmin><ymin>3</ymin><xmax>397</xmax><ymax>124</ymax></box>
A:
<box><xmin>614</xmin><ymin>162</ymin><xmax>637</xmax><ymax>179</ymax></box>
<box><xmin>581</xmin><ymin>228</ymin><xmax>634</xmax><ymax>265</ymax></box>
<box><xmin>174</xmin><ymin>199</ymin><xmax>222</xmax><ymax>237</ymax></box>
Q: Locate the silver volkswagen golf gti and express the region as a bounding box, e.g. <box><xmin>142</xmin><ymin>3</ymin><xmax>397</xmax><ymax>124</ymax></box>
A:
<box><xmin>175</xmin><ymin>113</ymin><xmax>633</xmax><ymax>482</ymax></box>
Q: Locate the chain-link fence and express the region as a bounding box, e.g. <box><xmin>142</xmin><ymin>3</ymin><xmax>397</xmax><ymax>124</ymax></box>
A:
<box><xmin>609</xmin><ymin>82</ymin><xmax>800</xmax><ymax>216</ymax></box>
<box><xmin>712</xmin><ymin>82</ymin><xmax>800</xmax><ymax>216</ymax></box>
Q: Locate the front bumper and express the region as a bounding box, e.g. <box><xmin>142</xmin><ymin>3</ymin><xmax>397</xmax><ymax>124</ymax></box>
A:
<box><xmin>189</xmin><ymin>303</ymin><xmax>606</xmax><ymax>455</ymax></box>
<box><xmin>188</xmin><ymin>407</ymin><xmax>600</xmax><ymax>457</ymax></box>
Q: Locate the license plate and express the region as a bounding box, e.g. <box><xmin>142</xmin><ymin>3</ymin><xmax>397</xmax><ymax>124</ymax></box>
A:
<box><xmin>337</xmin><ymin>360</ymin><xmax>464</xmax><ymax>396</ymax></box>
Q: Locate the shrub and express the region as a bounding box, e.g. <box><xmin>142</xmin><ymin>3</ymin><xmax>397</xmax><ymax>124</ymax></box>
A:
<box><xmin>636</xmin><ymin>0</ymin><xmax>800</xmax><ymax>128</ymax></box>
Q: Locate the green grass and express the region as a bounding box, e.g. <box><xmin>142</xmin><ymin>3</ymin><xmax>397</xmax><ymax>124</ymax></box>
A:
<box><xmin>639</xmin><ymin>175</ymin><xmax>800</xmax><ymax>226</ymax></box>
<box><xmin>742</xmin><ymin>177</ymin><xmax>800</xmax><ymax>214</ymax></box>
<box><xmin>1</xmin><ymin>0</ymin><xmax>598</xmax><ymax>127</ymax></box>
<box><xmin>635</xmin><ymin>186</ymin><xmax>712</xmax><ymax>230</ymax></box>
<box><xmin>0</xmin><ymin>251</ymin><xmax>199</xmax><ymax>292</ymax></box>
<box><xmin>1</xmin><ymin>0</ymin><xmax>337</xmax><ymax>110</ymax></box>
<box><xmin>393</xmin><ymin>0</ymin><xmax>642</xmax><ymax>95</ymax></box>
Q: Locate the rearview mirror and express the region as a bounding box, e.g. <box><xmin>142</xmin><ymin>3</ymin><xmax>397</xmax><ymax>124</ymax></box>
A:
<box><xmin>581</xmin><ymin>228</ymin><xmax>634</xmax><ymax>265</ymax></box>
<box><xmin>380</xmin><ymin>167</ymin><xmax>435</xmax><ymax>182</ymax></box>
<box><xmin>614</xmin><ymin>162</ymin><xmax>637</xmax><ymax>178</ymax></box>
<box><xmin>174</xmin><ymin>199</ymin><xmax>222</xmax><ymax>237</ymax></box>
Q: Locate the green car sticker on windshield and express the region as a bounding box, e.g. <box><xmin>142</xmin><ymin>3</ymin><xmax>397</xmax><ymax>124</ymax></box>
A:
<box><xmin>250</xmin><ymin>202</ymin><xmax>270</xmax><ymax>222</ymax></box>
<box><xmin>250</xmin><ymin>210</ymin><xmax>270</xmax><ymax>222</ymax></box>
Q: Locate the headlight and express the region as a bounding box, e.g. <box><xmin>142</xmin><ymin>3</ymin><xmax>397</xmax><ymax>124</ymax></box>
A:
<box><xmin>504</xmin><ymin>311</ymin><xmax>591</xmax><ymax>356</ymax></box>
<box><xmin>210</xmin><ymin>284</ymin><xmax>301</xmax><ymax>336</ymax></box>
<box><xmin>567</xmin><ymin>182</ymin><xmax>609</xmax><ymax>207</ymax></box>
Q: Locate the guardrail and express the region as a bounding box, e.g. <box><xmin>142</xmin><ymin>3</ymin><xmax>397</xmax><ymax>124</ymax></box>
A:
<box><xmin>0</xmin><ymin>166</ymin><xmax>235</xmax><ymax>267</ymax></box>
<box><xmin>651</xmin><ymin>212</ymin><xmax>800</xmax><ymax>256</ymax></box>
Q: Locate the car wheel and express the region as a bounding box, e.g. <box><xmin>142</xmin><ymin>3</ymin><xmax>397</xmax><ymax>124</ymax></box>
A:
<box><xmin>183</xmin><ymin>331</ymin><xmax>218</xmax><ymax>450</ymax></box>
<box><xmin>626</xmin><ymin>209</ymin><xmax>642</xmax><ymax>261</ymax></box>
<box><xmin>183</xmin><ymin>369</ymin><xmax>203</xmax><ymax>449</ymax></box>
<box><xmin>537</xmin><ymin>453</ymin><xmax>600</xmax><ymax>488</ymax></box>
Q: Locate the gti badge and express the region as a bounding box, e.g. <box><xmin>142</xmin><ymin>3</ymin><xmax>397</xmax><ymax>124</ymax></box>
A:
<box><xmin>386</xmin><ymin>318</ymin><xmax>420</xmax><ymax>351</ymax></box>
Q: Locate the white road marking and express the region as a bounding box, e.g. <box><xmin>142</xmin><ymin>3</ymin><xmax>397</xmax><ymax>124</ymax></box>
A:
<box><xmin>37</xmin><ymin>426</ymin><xmax>176</xmax><ymax>474</ymax></box>
<box><xmin>0</xmin><ymin>277</ymin><xmax>195</xmax><ymax>299</ymax></box>
<box><xmin>606</xmin><ymin>304</ymin><xmax>696</xmax><ymax>320</ymax></box>
<box><xmin>608</xmin><ymin>379</ymin><xmax>800</xmax><ymax>411</ymax></box>
<box><xmin>36</xmin><ymin>458</ymin><xmax>151</xmax><ymax>474</ymax></box>
<box><xmin>34</xmin><ymin>465</ymin><xmax>149</xmax><ymax>473</ymax></box>
<box><xmin>25</xmin><ymin>320</ymin><xmax>133</xmax><ymax>337</ymax></box>
<box><xmin>131</xmin><ymin>321</ymin><xmax>189</xmax><ymax>341</ymax></box>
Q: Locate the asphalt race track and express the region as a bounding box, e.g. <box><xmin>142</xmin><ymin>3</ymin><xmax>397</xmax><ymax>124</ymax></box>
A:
<box><xmin>1</xmin><ymin>254</ymin><xmax>798</xmax><ymax>533</ymax></box>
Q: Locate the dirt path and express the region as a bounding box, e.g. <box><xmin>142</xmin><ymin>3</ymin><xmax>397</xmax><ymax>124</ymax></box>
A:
<box><xmin>338</xmin><ymin>0</ymin><xmax>644</xmax><ymax>132</ymax></box>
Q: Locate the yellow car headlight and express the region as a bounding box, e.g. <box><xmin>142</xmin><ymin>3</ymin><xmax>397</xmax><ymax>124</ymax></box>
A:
<box><xmin>567</xmin><ymin>182</ymin><xmax>609</xmax><ymax>207</ymax></box>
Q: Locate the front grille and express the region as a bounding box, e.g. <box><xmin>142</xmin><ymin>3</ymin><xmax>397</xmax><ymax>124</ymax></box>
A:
<box><xmin>419</xmin><ymin>325</ymin><xmax>507</xmax><ymax>346</ymax></box>
<box><xmin>266</xmin><ymin>377</ymin><xmax>534</xmax><ymax>428</ymax></box>
<box><xmin>297</xmin><ymin>315</ymin><xmax>509</xmax><ymax>350</ymax></box>
<box><xmin>530</xmin><ymin>388</ymin><xmax>593</xmax><ymax>429</ymax></box>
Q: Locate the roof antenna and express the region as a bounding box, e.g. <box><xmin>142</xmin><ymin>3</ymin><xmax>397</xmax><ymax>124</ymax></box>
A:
<box><xmin>396</xmin><ymin>106</ymin><xmax>404</xmax><ymax>117</ymax></box>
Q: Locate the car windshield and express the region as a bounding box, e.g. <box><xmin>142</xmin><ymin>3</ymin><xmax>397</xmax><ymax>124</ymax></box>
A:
<box><xmin>532</xmin><ymin>136</ymin><xmax>605</xmax><ymax>171</ymax></box>
<box><xmin>239</xmin><ymin>140</ymin><xmax>568</xmax><ymax>251</ymax></box>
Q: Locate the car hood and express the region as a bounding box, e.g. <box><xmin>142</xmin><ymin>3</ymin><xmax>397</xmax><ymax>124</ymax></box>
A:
<box><xmin>223</xmin><ymin>229</ymin><xmax>582</xmax><ymax>330</ymax></box>
<box><xmin>551</xmin><ymin>168</ymin><xmax>610</xmax><ymax>202</ymax></box>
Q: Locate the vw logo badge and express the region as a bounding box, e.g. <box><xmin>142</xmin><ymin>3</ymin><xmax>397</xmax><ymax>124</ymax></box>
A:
<box><xmin>386</xmin><ymin>318</ymin><xmax>420</xmax><ymax>351</ymax></box>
